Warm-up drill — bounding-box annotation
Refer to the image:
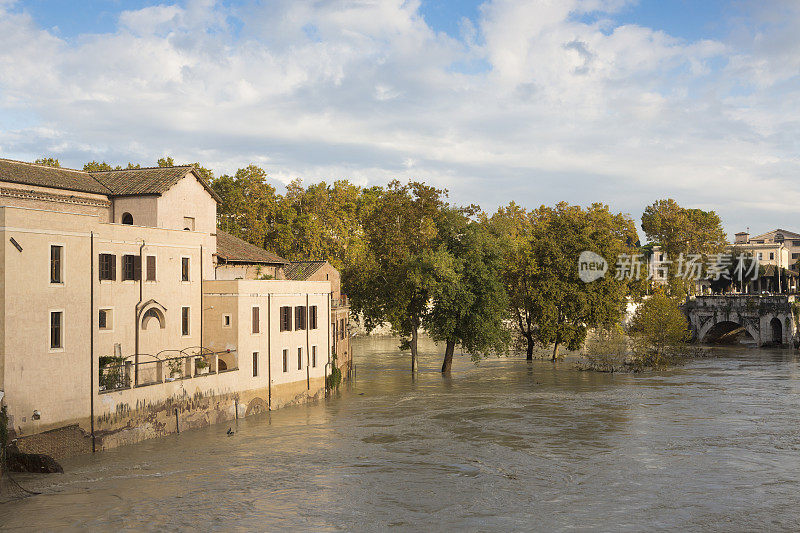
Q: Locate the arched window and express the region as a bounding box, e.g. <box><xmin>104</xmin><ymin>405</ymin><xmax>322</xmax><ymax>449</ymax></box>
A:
<box><xmin>141</xmin><ymin>307</ymin><xmax>165</xmax><ymax>330</ymax></box>
<box><xmin>121</xmin><ymin>212</ymin><xmax>134</xmax><ymax>225</ymax></box>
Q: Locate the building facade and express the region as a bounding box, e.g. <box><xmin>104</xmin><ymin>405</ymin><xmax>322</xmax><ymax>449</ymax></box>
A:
<box><xmin>0</xmin><ymin>158</ymin><xmax>341</xmax><ymax>457</ymax></box>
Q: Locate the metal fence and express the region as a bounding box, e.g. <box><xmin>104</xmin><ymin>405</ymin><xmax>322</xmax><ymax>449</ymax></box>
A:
<box><xmin>99</xmin><ymin>347</ymin><xmax>238</xmax><ymax>392</ymax></box>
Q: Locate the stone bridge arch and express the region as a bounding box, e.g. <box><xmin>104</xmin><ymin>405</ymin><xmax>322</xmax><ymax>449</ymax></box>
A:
<box><xmin>686</xmin><ymin>295</ymin><xmax>797</xmax><ymax>347</ymax></box>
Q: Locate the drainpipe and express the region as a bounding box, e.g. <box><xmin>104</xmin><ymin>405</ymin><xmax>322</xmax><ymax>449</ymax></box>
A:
<box><xmin>134</xmin><ymin>240</ymin><xmax>145</xmax><ymax>386</ymax></box>
<box><xmin>90</xmin><ymin>231</ymin><xmax>95</xmax><ymax>453</ymax></box>
<box><xmin>306</xmin><ymin>294</ymin><xmax>310</xmax><ymax>391</ymax></box>
<box><xmin>267</xmin><ymin>293</ymin><xmax>272</xmax><ymax>409</ymax></box>
<box><xmin>200</xmin><ymin>245</ymin><xmax>204</xmax><ymax>351</ymax></box>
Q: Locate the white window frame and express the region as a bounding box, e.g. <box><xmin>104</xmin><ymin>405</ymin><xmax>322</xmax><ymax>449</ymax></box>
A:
<box><xmin>49</xmin><ymin>308</ymin><xmax>65</xmax><ymax>353</ymax></box>
<box><xmin>180</xmin><ymin>306</ymin><xmax>191</xmax><ymax>337</ymax></box>
<box><xmin>49</xmin><ymin>242</ymin><xmax>65</xmax><ymax>285</ymax></box>
<box><xmin>222</xmin><ymin>314</ymin><xmax>232</xmax><ymax>328</ymax></box>
<box><xmin>98</xmin><ymin>307</ymin><xmax>114</xmax><ymax>332</ymax></box>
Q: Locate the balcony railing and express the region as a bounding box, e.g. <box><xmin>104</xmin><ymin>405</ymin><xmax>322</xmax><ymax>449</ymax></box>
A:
<box><xmin>332</xmin><ymin>294</ymin><xmax>349</xmax><ymax>308</ymax></box>
<box><xmin>99</xmin><ymin>347</ymin><xmax>238</xmax><ymax>393</ymax></box>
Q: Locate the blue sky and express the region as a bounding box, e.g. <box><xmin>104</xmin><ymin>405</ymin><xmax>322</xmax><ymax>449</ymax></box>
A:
<box><xmin>1</xmin><ymin>0</ymin><xmax>799</xmax><ymax>236</ymax></box>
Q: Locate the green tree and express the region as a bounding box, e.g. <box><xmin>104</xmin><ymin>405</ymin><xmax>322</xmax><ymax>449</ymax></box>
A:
<box><xmin>157</xmin><ymin>156</ymin><xmax>175</xmax><ymax>167</ymax></box>
<box><xmin>34</xmin><ymin>157</ymin><xmax>60</xmax><ymax>167</ymax></box>
<box><xmin>344</xmin><ymin>181</ymin><xmax>450</xmax><ymax>371</ymax></box>
<box><xmin>527</xmin><ymin>202</ymin><xmax>637</xmax><ymax>361</ymax></box>
<box><xmin>487</xmin><ymin>202</ymin><xmax>539</xmax><ymax>359</ymax></box>
<box><xmin>628</xmin><ymin>293</ymin><xmax>689</xmax><ymax>362</ymax></box>
<box><xmin>641</xmin><ymin>199</ymin><xmax>727</xmax><ymax>296</ymax></box>
<box><xmin>427</xmin><ymin>210</ymin><xmax>510</xmax><ymax>372</ymax></box>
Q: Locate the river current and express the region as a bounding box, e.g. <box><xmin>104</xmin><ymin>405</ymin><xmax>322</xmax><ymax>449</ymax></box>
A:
<box><xmin>2</xmin><ymin>336</ymin><xmax>800</xmax><ymax>531</ymax></box>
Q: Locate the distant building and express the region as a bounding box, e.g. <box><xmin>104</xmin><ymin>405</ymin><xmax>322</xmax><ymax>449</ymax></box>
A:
<box><xmin>214</xmin><ymin>230</ymin><xmax>288</xmax><ymax>280</ymax></box>
<box><xmin>732</xmin><ymin>228</ymin><xmax>798</xmax><ymax>293</ymax></box>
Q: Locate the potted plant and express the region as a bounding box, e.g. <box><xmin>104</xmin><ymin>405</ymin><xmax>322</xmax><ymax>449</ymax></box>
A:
<box><xmin>167</xmin><ymin>357</ymin><xmax>183</xmax><ymax>380</ymax></box>
<box><xmin>195</xmin><ymin>357</ymin><xmax>210</xmax><ymax>375</ymax></box>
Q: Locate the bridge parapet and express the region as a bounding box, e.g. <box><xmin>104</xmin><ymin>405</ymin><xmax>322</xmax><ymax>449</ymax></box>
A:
<box><xmin>685</xmin><ymin>295</ymin><xmax>797</xmax><ymax>346</ymax></box>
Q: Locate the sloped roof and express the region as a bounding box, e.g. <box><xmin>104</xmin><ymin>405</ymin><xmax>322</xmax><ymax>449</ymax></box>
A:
<box><xmin>0</xmin><ymin>157</ymin><xmax>221</xmax><ymax>202</ymax></box>
<box><xmin>751</xmin><ymin>228</ymin><xmax>800</xmax><ymax>241</ymax></box>
<box><xmin>215</xmin><ymin>230</ymin><xmax>287</xmax><ymax>264</ymax></box>
<box><xmin>284</xmin><ymin>260</ymin><xmax>327</xmax><ymax>281</ymax></box>
<box><xmin>0</xmin><ymin>158</ymin><xmax>111</xmax><ymax>194</ymax></box>
<box><xmin>91</xmin><ymin>166</ymin><xmax>221</xmax><ymax>202</ymax></box>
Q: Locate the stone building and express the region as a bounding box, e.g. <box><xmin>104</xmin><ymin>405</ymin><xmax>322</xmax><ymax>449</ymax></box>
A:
<box><xmin>0</xmin><ymin>157</ymin><xmax>340</xmax><ymax>457</ymax></box>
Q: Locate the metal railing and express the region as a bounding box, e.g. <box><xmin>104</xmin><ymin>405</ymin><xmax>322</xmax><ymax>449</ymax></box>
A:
<box><xmin>99</xmin><ymin>347</ymin><xmax>238</xmax><ymax>393</ymax></box>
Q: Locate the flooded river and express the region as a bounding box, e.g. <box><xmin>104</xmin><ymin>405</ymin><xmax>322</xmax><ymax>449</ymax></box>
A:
<box><xmin>3</xmin><ymin>336</ymin><xmax>800</xmax><ymax>531</ymax></box>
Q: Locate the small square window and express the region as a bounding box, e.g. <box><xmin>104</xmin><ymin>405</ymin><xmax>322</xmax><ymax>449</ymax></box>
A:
<box><xmin>99</xmin><ymin>309</ymin><xmax>113</xmax><ymax>330</ymax></box>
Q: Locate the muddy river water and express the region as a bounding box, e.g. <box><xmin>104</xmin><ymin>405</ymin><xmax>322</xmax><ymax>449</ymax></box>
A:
<box><xmin>2</xmin><ymin>336</ymin><xmax>800</xmax><ymax>531</ymax></box>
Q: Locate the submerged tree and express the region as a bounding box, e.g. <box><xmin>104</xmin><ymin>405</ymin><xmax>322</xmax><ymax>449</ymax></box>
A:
<box><xmin>628</xmin><ymin>293</ymin><xmax>689</xmax><ymax>364</ymax></box>
<box><xmin>426</xmin><ymin>209</ymin><xmax>510</xmax><ymax>372</ymax></box>
<box><xmin>344</xmin><ymin>181</ymin><xmax>450</xmax><ymax>371</ymax></box>
<box><xmin>527</xmin><ymin>202</ymin><xmax>637</xmax><ymax>361</ymax></box>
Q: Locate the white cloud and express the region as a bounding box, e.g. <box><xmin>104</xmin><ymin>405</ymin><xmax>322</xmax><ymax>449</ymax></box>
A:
<box><xmin>0</xmin><ymin>0</ymin><xmax>799</xmax><ymax>236</ymax></box>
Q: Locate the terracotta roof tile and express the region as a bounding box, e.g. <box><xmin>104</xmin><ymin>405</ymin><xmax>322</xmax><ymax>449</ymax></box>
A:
<box><xmin>0</xmin><ymin>158</ymin><xmax>110</xmax><ymax>194</ymax></box>
<box><xmin>215</xmin><ymin>230</ymin><xmax>287</xmax><ymax>264</ymax></box>
<box><xmin>284</xmin><ymin>260</ymin><xmax>327</xmax><ymax>281</ymax></box>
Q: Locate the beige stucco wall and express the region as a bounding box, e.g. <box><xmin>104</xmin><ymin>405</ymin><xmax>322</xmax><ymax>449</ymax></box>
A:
<box><xmin>157</xmin><ymin>173</ymin><xmax>217</xmax><ymax>279</ymax></box>
<box><xmin>0</xmin><ymin>181</ymin><xmax>111</xmax><ymax>220</ymax></box>
<box><xmin>203</xmin><ymin>279</ymin><xmax>333</xmax><ymax>405</ymax></box>
<box><xmin>111</xmin><ymin>195</ymin><xmax>159</xmax><ymax>227</ymax></box>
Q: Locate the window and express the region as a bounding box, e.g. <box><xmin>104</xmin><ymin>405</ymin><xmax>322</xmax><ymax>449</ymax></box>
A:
<box><xmin>181</xmin><ymin>257</ymin><xmax>190</xmax><ymax>281</ymax></box>
<box><xmin>223</xmin><ymin>314</ymin><xmax>232</xmax><ymax>328</ymax></box>
<box><xmin>50</xmin><ymin>245</ymin><xmax>63</xmax><ymax>283</ymax></box>
<box><xmin>340</xmin><ymin>318</ymin><xmax>346</xmax><ymax>339</ymax></box>
<box><xmin>309</xmin><ymin>306</ymin><xmax>318</xmax><ymax>330</ymax></box>
<box><xmin>146</xmin><ymin>256</ymin><xmax>156</xmax><ymax>281</ymax></box>
<box><xmin>793</xmin><ymin>253</ymin><xmax>799</xmax><ymax>260</ymax></box>
<box><xmin>770</xmin><ymin>252</ymin><xmax>775</xmax><ymax>260</ymax></box>
<box><xmin>181</xmin><ymin>307</ymin><xmax>190</xmax><ymax>336</ymax></box>
<box><xmin>99</xmin><ymin>309</ymin><xmax>113</xmax><ymax>330</ymax></box>
<box><xmin>295</xmin><ymin>306</ymin><xmax>306</xmax><ymax>331</ymax></box>
<box><xmin>282</xmin><ymin>349</ymin><xmax>288</xmax><ymax>372</ymax></box>
<box><xmin>252</xmin><ymin>306</ymin><xmax>260</xmax><ymax>334</ymax></box>
<box><xmin>183</xmin><ymin>217</ymin><xmax>195</xmax><ymax>231</ymax></box>
<box><xmin>253</xmin><ymin>352</ymin><xmax>259</xmax><ymax>377</ymax></box>
<box><xmin>758</xmin><ymin>252</ymin><xmax>763</xmax><ymax>260</ymax></box>
<box><xmin>121</xmin><ymin>212</ymin><xmax>133</xmax><ymax>225</ymax></box>
<box><xmin>99</xmin><ymin>254</ymin><xmax>116</xmax><ymax>281</ymax></box>
<box><xmin>122</xmin><ymin>254</ymin><xmax>141</xmax><ymax>281</ymax></box>
<box><xmin>50</xmin><ymin>311</ymin><xmax>63</xmax><ymax>349</ymax></box>
<box><xmin>312</xmin><ymin>346</ymin><xmax>317</xmax><ymax>368</ymax></box>
<box><xmin>280</xmin><ymin>306</ymin><xmax>292</xmax><ymax>331</ymax></box>
<box><xmin>297</xmin><ymin>347</ymin><xmax>303</xmax><ymax>370</ymax></box>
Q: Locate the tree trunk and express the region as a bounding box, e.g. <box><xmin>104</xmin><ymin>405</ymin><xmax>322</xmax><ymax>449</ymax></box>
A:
<box><xmin>411</xmin><ymin>326</ymin><xmax>419</xmax><ymax>372</ymax></box>
<box><xmin>551</xmin><ymin>342</ymin><xmax>559</xmax><ymax>361</ymax></box>
<box><xmin>441</xmin><ymin>340</ymin><xmax>456</xmax><ymax>373</ymax></box>
<box><xmin>526</xmin><ymin>336</ymin><xmax>534</xmax><ymax>360</ymax></box>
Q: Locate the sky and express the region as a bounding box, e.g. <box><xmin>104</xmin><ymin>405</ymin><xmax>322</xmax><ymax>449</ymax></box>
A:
<box><xmin>1</xmin><ymin>0</ymin><xmax>799</xmax><ymax>239</ymax></box>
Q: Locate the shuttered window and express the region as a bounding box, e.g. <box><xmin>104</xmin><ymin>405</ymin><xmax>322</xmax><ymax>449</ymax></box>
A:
<box><xmin>309</xmin><ymin>306</ymin><xmax>318</xmax><ymax>330</ymax></box>
<box><xmin>280</xmin><ymin>306</ymin><xmax>292</xmax><ymax>331</ymax></box>
<box><xmin>252</xmin><ymin>306</ymin><xmax>260</xmax><ymax>334</ymax></box>
<box><xmin>295</xmin><ymin>306</ymin><xmax>306</xmax><ymax>331</ymax></box>
<box><xmin>122</xmin><ymin>255</ymin><xmax>141</xmax><ymax>281</ymax></box>
<box><xmin>99</xmin><ymin>254</ymin><xmax>116</xmax><ymax>281</ymax></box>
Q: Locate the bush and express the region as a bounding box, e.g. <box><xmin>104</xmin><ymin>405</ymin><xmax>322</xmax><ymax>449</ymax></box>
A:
<box><xmin>580</xmin><ymin>324</ymin><xmax>629</xmax><ymax>372</ymax></box>
<box><xmin>326</xmin><ymin>354</ymin><xmax>342</xmax><ymax>389</ymax></box>
<box><xmin>628</xmin><ymin>294</ymin><xmax>690</xmax><ymax>367</ymax></box>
